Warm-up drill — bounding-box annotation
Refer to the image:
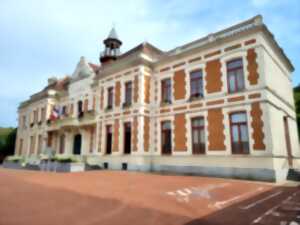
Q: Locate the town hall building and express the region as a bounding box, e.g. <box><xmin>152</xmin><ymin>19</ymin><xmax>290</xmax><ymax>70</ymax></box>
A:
<box><xmin>15</xmin><ymin>15</ymin><xmax>300</xmax><ymax>182</ymax></box>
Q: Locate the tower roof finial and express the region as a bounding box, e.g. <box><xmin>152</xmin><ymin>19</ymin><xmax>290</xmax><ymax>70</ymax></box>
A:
<box><xmin>108</xmin><ymin>27</ymin><xmax>119</xmax><ymax>40</ymax></box>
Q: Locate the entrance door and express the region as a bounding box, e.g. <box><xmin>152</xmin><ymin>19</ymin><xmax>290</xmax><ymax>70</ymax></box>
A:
<box><xmin>106</xmin><ymin>125</ymin><xmax>112</xmax><ymax>154</ymax></box>
<box><xmin>283</xmin><ymin>116</ymin><xmax>293</xmax><ymax>167</ymax></box>
<box><xmin>73</xmin><ymin>134</ymin><xmax>82</xmax><ymax>155</ymax></box>
<box><xmin>124</xmin><ymin>122</ymin><xmax>131</xmax><ymax>154</ymax></box>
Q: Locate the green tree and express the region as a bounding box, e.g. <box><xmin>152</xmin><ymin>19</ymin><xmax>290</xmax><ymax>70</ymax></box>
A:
<box><xmin>0</xmin><ymin>128</ymin><xmax>16</xmax><ymax>162</ymax></box>
<box><xmin>294</xmin><ymin>85</ymin><xmax>300</xmax><ymax>139</ymax></box>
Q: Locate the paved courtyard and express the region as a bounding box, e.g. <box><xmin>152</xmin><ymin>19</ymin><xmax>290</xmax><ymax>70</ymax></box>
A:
<box><xmin>0</xmin><ymin>168</ymin><xmax>299</xmax><ymax>225</ymax></box>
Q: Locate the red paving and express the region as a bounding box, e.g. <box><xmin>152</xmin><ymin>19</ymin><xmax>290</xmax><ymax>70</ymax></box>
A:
<box><xmin>0</xmin><ymin>168</ymin><xmax>299</xmax><ymax>225</ymax></box>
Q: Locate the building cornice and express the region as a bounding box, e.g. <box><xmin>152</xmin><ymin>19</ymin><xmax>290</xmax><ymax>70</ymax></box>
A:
<box><xmin>154</xmin><ymin>15</ymin><xmax>294</xmax><ymax>73</ymax></box>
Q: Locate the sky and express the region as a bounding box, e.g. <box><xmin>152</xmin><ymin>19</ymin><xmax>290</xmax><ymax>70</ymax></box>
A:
<box><xmin>0</xmin><ymin>0</ymin><xmax>299</xmax><ymax>127</ymax></box>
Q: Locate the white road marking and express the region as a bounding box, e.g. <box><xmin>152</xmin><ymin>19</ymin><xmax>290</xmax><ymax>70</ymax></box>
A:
<box><xmin>252</xmin><ymin>190</ymin><xmax>300</xmax><ymax>224</ymax></box>
<box><xmin>253</xmin><ymin>203</ymin><xmax>281</xmax><ymax>223</ymax></box>
<box><xmin>165</xmin><ymin>183</ymin><xmax>230</xmax><ymax>203</ymax></box>
<box><xmin>210</xmin><ymin>187</ymin><xmax>265</xmax><ymax>209</ymax></box>
<box><xmin>240</xmin><ymin>191</ymin><xmax>282</xmax><ymax>210</ymax></box>
<box><xmin>177</xmin><ymin>190</ymin><xmax>189</xmax><ymax>196</ymax></box>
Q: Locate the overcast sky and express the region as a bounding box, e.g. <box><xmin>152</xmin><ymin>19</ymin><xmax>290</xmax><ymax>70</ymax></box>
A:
<box><xmin>0</xmin><ymin>0</ymin><xmax>299</xmax><ymax>127</ymax></box>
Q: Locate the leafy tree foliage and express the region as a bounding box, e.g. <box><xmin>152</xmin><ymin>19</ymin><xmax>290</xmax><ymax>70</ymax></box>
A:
<box><xmin>294</xmin><ymin>85</ymin><xmax>300</xmax><ymax>139</ymax></box>
<box><xmin>0</xmin><ymin>128</ymin><xmax>16</xmax><ymax>163</ymax></box>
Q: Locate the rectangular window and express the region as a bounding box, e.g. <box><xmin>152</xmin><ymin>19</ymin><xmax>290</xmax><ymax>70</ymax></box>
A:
<box><xmin>22</xmin><ymin>116</ymin><xmax>26</xmax><ymax>129</ymax></box>
<box><xmin>41</xmin><ymin>108</ymin><xmax>46</xmax><ymax>122</ymax></box>
<box><xmin>124</xmin><ymin>122</ymin><xmax>131</xmax><ymax>154</ymax></box>
<box><xmin>161</xmin><ymin>121</ymin><xmax>172</xmax><ymax>155</ymax></box>
<box><xmin>161</xmin><ymin>78</ymin><xmax>172</xmax><ymax>103</ymax></box>
<box><xmin>107</xmin><ymin>87</ymin><xmax>114</xmax><ymax>109</ymax></box>
<box><xmin>84</xmin><ymin>99</ymin><xmax>89</xmax><ymax>112</ymax></box>
<box><xmin>62</xmin><ymin>106</ymin><xmax>67</xmax><ymax>116</ymax></box>
<box><xmin>78</xmin><ymin>101</ymin><xmax>83</xmax><ymax>118</ymax></box>
<box><xmin>30</xmin><ymin>135</ymin><xmax>35</xmax><ymax>155</ymax></box>
<box><xmin>106</xmin><ymin>125</ymin><xmax>113</xmax><ymax>154</ymax></box>
<box><xmin>124</xmin><ymin>81</ymin><xmax>132</xmax><ymax>106</ymax></box>
<box><xmin>191</xmin><ymin>117</ymin><xmax>205</xmax><ymax>154</ymax></box>
<box><xmin>33</xmin><ymin>110</ymin><xmax>38</xmax><ymax>124</ymax></box>
<box><xmin>227</xmin><ymin>58</ymin><xmax>245</xmax><ymax>93</ymax></box>
<box><xmin>19</xmin><ymin>139</ymin><xmax>23</xmax><ymax>155</ymax></box>
<box><xmin>38</xmin><ymin>135</ymin><xmax>43</xmax><ymax>154</ymax></box>
<box><xmin>230</xmin><ymin>112</ymin><xmax>249</xmax><ymax>154</ymax></box>
<box><xmin>69</xmin><ymin>104</ymin><xmax>74</xmax><ymax>116</ymax></box>
<box><xmin>190</xmin><ymin>70</ymin><xmax>204</xmax><ymax>99</ymax></box>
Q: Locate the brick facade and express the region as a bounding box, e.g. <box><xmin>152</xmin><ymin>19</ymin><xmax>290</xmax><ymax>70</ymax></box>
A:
<box><xmin>174</xmin><ymin>113</ymin><xmax>187</xmax><ymax>151</ymax></box>
<box><xmin>251</xmin><ymin>102</ymin><xmax>266</xmax><ymax>150</ymax></box>
<box><xmin>174</xmin><ymin>70</ymin><xmax>186</xmax><ymax>100</ymax></box>
<box><xmin>207</xmin><ymin>108</ymin><xmax>226</xmax><ymax>150</ymax></box>
<box><xmin>205</xmin><ymin>59</ymin><xmax>222</xmax><ymax>93</ymax></box>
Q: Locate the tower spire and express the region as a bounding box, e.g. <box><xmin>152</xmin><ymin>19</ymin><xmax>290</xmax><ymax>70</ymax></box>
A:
<box><xmin>100</xmin><ymin>27</ymin><xmax>122</xmax><ymax>64</ymax></box>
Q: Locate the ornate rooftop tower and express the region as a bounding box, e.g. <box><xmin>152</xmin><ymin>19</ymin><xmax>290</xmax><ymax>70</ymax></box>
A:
<box><xmin>100</xmin><ymin>28</ymin><xmax>122</xmax><ymax>64</ymax></box>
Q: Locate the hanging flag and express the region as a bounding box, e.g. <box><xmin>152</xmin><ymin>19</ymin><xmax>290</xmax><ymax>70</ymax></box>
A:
<box><xmin>50</xmin><ymin>106</ymin><xmax>59</xmax><ymax>121</ymax></box>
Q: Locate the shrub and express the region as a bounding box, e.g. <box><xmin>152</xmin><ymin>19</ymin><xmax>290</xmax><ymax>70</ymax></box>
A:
<box><xmin>5</xmin><ymin>155</ymin><xmax>22</xmax><ymax>163</ymax></box>
<box><xmin>53</xmin><ymin>155</ymin><xmax>78</xmax><ymax>163</ymax></box>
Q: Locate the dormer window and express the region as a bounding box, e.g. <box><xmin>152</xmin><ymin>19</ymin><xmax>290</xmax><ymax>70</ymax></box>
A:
<box><xmin>227</xmin><ymin>58</ymin><xmax>245</xmax><ymax>93</ymax></box>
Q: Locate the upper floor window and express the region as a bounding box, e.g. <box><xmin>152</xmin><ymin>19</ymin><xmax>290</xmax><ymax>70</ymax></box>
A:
<box><xmin>191</xmin><ymin>117</ymin><xmax>205</xmax><ymax>154</ymax></box>
<box><xmin>124</xmin><ymin>81</ymin><xmax>132</xmax><ymax>106</ymax></box>
<box><xmin>229</xmin><ymin>112</ymin><xmax>249</xmax><ymax>154</ymax></box>
<box><xmin>161</xmin><ymin>78</ymin><xmax>172</xmax><ymax>104</ymax></box>
<box><xmin>33</xmin><ymin>110</ymin><xmax>38</xmax><ymax>124</ymax></box>
<box><xmin>84</xmin><ymin>99</ymin><xmax>89</xmax><ymax>112</ymax></box>
<box><xmin>77</xmin><ymin>101</ymin><xmax>83</xmax><ymax>118</ymax></box>
<box><xmin>22</xmin><ymin>116</ymin><xmax>26</xmax><ymax>129</ymax></box>
<box><xmin>227</xmin><ymin>58</ymin><xmax>245</xmax><ymax>93</ymax></box>
<box><xmin>190</xmin><ymin>70</ymin><xmax>204</xmax><ymax>99</ymax></box>
<box><xmin>62</xmin><ymin>106</ymin><xmax>67</xmax><ymax>116</ymax></box>
<box><xmin>107</xmin><ymin>87</ymin><xmax>114</xmax><ymax>109</ymax></box>
<box><xmin>41</xmin><ymin>108</ymin><xmax>46</xmax><ymax>122</ymax></box>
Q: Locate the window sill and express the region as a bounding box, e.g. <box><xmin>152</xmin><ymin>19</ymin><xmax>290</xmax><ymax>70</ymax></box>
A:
<box><xmin>105</xmin><ymin>107</ymin><xmax>113</xmax><ymax>112</ymax></box>
<box><xmin>122</xmin><ymin>103</ymin><xmax>132</xmax><ymax>109</ymax></box>
<box><xmin>227</xmin><ymin>88</ymin><xmax>246</xmax><ymax>95</ymax></box>
<box><xmin>160</xmin><ymin>101</ymin><xmax>172</xmax><ymax>106</ymax></box>
<box><xmin>189</xmin><ymin>95</ymin><xmax>203</xmax><ymax>102</ymax></box>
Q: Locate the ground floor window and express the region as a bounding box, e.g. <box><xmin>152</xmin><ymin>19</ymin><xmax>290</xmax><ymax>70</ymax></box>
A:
<box><xmin>47</xmin><ymin>132</ymin><xmax>53</xmax><ymax>147</ymax></box>
<box><xmin>18</xmin><ymin>139</ymin><xmax>23</xmax><ymax>155</ymax></box>
<box><xmin>191</xmin><ymin>117</ymin><xmax>205</xmax><ymax>154</ymax></box>
<box><xmin>59</xmin><ymin>134</ymin><xmax>65</xmax><ymax>154</ymax></box>
<box><xmin>124</xmin><ymin>122</ymin><xmax>131</xmax><ymax>154</ymax></box>
<box><xmin>38</xmin><ymin>135</ymin><xmax>43</xmax><ymax>154</ymax></box>
<box><xmin>230</xmin><ymin>112</ymin><xmax>249</xmax><ymax>154</ymax></box>
<box><xmin>106</xmin><ymin>125</ymin><xmax>112</xmax><ymax>154</ymax></box>
<box><xmin>30</xmin><ymin>135</ymin><xmax>35</xmax><ymax>154</ymax></box>
<box><xmin>161</xmin><ymin>121</ymin><xmax>172</xmax><ymax>155</ymax></box>
<box><xmin>73</xmin><ymin>134</ymin><xmax>82</xmax><ymax>155</ymax></box>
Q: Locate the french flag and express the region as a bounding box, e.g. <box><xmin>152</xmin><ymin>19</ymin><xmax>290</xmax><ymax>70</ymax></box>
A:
<box><xmin>50</xmin><ymin>106</ymin><xmax>59</xmax><ymax>121</ymax></box>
